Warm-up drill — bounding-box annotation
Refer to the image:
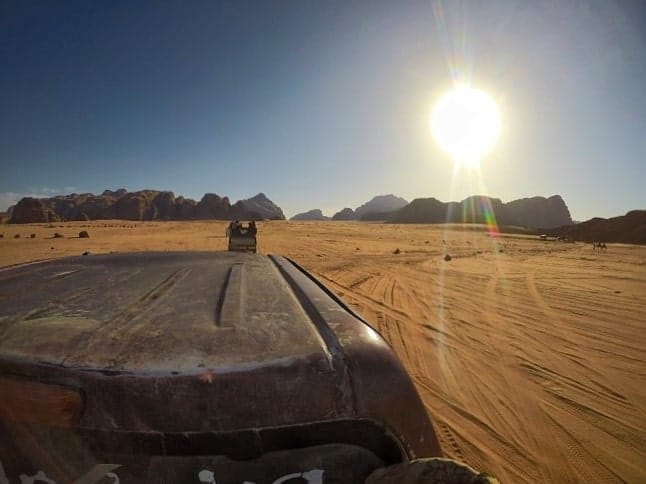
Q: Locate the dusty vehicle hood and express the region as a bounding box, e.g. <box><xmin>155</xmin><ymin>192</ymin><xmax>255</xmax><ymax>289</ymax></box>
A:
<box><xmin>0</xmin><ymin>251</ymin><xmax>442</xmax><ymax>461</ymax></box>
<box><xmin>0</xmin><ymin>252</ymin><xmax>325</xmax><ymax>373</ymax></box>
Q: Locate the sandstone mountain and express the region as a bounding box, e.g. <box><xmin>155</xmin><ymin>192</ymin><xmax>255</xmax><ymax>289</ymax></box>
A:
<box><xmin>241</xmin><ymin>193</ymin><xmax>286</xmax><ymax>220</ymax></box>
<box><xmin>9</xmin><ymin>189</ymin><xmax>285</xmax><ymax>223</ymax></box>
<box><xmin>327</xmin><ymin>195</ymin><xmax>409</xmax><ymax>221</ymax></box>
<box><xmin>504</xmin><ymin>195</ymin><xmax>572</xmax><ymax>228</ymax></box>
<box><xmin>290</xmin><ymin>209</ymin><xmax>329</xmax><ymax>221</ymax></box>
<box><xmin>549</xmin><ymin>210</ymin><xmax>646</xmax><ymax>244</ymax></box>
<box><xmin>332</xmin><ymin>208</ymin><xmax>356</xmax><ymax>221</ymax></box>
<box><xmin>355</xmin><ymin>194</ymin><xmax>409</xmax><ymax>219</ymax></box>
<box><xmin>7</xmin><ymin>198</ymin><xmax>60</xmax><ymax>224</ymax></box>
<box><xmin>389</xmin><ymin>195</ymin><xmax>573</xmax><ymax>229</ymax></box>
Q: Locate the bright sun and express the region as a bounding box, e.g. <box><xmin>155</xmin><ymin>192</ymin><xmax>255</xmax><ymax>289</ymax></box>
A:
<box><xmin>430</xmin><ymin>84</ymin><xmax>501</xmax><ymax>169</ymax></box>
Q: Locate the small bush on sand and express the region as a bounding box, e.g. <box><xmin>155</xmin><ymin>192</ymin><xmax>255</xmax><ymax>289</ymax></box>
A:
<box><xmin>79</xmin><ymin>230</ymin><xmax>90</xmax><ymax>238</ymax></box>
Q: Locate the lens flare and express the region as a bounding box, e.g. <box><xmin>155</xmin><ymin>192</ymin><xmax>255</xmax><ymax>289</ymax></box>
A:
<box><xmin>431</xmin><ymin>84</ymin><xmax>501</xmax><ymax>168</ymax></box>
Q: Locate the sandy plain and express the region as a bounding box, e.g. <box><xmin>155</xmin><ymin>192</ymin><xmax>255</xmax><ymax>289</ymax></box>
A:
<box><xmin>1</xmin><ymin>220</ymin><xmax>645</xmax><ymax>483</ymax></box>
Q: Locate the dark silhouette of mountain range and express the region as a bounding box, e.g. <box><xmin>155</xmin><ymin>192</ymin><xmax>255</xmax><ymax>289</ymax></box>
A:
<box><xmin>389</xmin><ymin>195</ymin><xmax>572</xmax><ymax>229</ymax></box>
<box><xmin>330</xmin><ymin>195</ymin><xmax>410</xmax><ymax>221</ymax></box>
<box><xmin>9</xmin><ymin>189</ymin><xmax>285</xmax><ymax>223</ymax></box>
<box><xmin>546</xmin><ymin>210</ymin><xmax>646</xmax><ymax>244</ymax></box>
<box><xmin>290</xmin><ymin>209</ymin><xmax>329</xmax><ymax>221</ymax></box>
<box><xmin>11</xmin><ymin>189</ymin><xmax>642</xmax><ymax>243</ymax></box>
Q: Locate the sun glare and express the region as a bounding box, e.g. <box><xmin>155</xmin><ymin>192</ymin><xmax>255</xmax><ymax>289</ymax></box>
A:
<box><xmin>430</xmin><ymin>85</ymin><xmax>501</xmax><ymax>169</ymax></box>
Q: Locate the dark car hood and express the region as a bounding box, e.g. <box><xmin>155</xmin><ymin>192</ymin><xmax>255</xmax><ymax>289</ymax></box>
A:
<box><xmin>0</xmin><ymin>252</ymin><xmax>325</xmax><ymax>373</ymax></box>
<box><xmin>0</xmin><ymin>252</ymin><xmax>441</xmax><ymax>461</ymax></box>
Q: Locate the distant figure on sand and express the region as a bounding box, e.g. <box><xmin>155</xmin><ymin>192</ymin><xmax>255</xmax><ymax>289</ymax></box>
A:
<box><xmin>593</xmin><ymin>242</ymin><xmax>607</xmax><ymax>251</ymax></box>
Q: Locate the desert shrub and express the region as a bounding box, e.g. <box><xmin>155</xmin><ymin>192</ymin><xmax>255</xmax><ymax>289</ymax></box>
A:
<box><xmin>14</xmin><ymin>233</ymin><xmax>20</xmax><ymax>238</ymax></box>
<box><xmin>444</xmin><ymin>254</ymin><xmax>452</xmax><ymax>261</ymax></box>
<box><xmin>30</xmin><ymin>233</ymin><xmax>36</xmax><ymax>238</ymax></box>
<box><xmin>393</xmin><ymin>248</ymin><xmax>401</xmax><ymax>254</ymax></box>
<box><xmin>79</xmin><ymin>230</ymin><xmax>90</xmax><ymax>238</ymax></box>
<box><xmin>54</xmin><ymin>232</ymin><xmax>64</xmax><ymax>238</ymax></box>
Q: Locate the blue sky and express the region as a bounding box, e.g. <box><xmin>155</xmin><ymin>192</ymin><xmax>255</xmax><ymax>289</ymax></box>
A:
<box><xmin>1</xmin><ymin>0</ymin><xmax>645</xmax><ymax>219</ymax></box>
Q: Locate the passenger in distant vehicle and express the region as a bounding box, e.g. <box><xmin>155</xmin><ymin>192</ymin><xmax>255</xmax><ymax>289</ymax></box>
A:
<box><xmin>248</xmin><ymin>220</ymin><xmax>257</xmax><ymax>236</ymax></box>
<box><xmin>227</xmin><ymin>220</ymin><xmax>242</xmax><ymax>237</ymax></box>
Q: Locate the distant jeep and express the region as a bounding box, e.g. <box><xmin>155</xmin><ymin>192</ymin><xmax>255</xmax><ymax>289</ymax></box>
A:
<box><xmin>227</xmin><ymin>221</ymin><xmax>257</xmax><ymax>253</ymax></box>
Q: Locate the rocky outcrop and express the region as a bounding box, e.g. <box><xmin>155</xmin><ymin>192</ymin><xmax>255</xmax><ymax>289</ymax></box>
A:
<box><xmin>153</xmin><ymin>191</ymin><xmax>176</xmax><ymax>220</ymax></box>
<box><xmin>389</xmin><ymin>195</ymin><xmax>573</xmax><ymax>229</ymax></box>
<box><xmin>390</xmin><ymin>198</ymin><xmax>447</xmax><ymax>224</ymax></box>
<box><xmin>175</xmin><ymin>196</ymin><xmax>197</xmax><ymax>219</ymax></box>
<box><xmin>504</xmin><ymin>195</ymin><xmax>572</xmax><ymax>229</ymax></box>
<box><xmin>549</xmin><ymin>210</ymin><xmax>646</xmax><ymax>244</ymax></box>
<box><xmin>291</xmin><ymin>209</ymin><xmax>329</xmax><ymax>221</ymax></box>
<box><xmin>101</xmin><ymin>188</ymin><xmax>127</xmax><ymax>198</ymax></box>
<box><xmin>115</xmin><ymin>192</ymin><xmax>151</xmax><ymax>220</ymax></box>
<box><xmin>332</xmin><ymin>208</ymin><xmax>356</xmax><ymax>221</ymax></box>
<box><xmin>241</xmin><ymin>193</ymin><xmax>285</xmax><ymax>220</ymax></box>
<box><xmin>230</xmin><ymin>200</ymin><xmax>262</xmax><ymax>220</ymax></box>
<box><xmin>9</xmin><ymin>189</ymin><xmax>284</xmax><ymax>223</ymax></box>
<box><xmin>323</xmin><ymin>195</ymin><xmax>409</xmax><ymax>221</ymax></box>
<box><xmin>355</xmin><ymin>195</ymin><xmax>408</xmax><ymax>219</ymax></box>
<box><xmin>195</xmin><ymin>193</ymin><xmax>230</xmax><ymax>219</ymax></box>
<box><xmin>9</xmin><ymin>198</ymin><xmax>60</xmax><ymax>223</ymax></box>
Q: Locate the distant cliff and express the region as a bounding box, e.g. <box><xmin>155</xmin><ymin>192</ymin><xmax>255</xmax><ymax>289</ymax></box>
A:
<box><xmin>389</xmin><ymin>195</ymin><xmax>573</xmax><ymax>229</ymax></box>
<box><xmin>548</xmin><ymin>210</ymin><xmax>646</xmax><ymax>244</ymax></box>
<box><xmin>241</xmin><ymin>193</ymin><xmax>285</xmax><ymax>220</ymax></box>
<box><xmin>9</xmin><ymin>189</ymin><xmax>285</xmax><ymax>223</ymax></box>
<box><xmin>326</xmin><ymin>195</ymin><xmax>409</xmax><ymax>221</ymax></box>
<box><xmin>355</xmin><ymin>194</ymin><xmax>409</xmax><ymax>219</ymax></box>
<box><xmin>504</xmin><ymin>196</ymin><xmax>572</xmax><ymax>228</ymax></box>
<box><xmin>290</xmin><ymin>209</ymin><xmax>329</xmax><ymax>221</ymax></box>
<box><xmin>332</xmin><ymin>208</ymin><xmax>356</xmax><ymax>221</ymax></box>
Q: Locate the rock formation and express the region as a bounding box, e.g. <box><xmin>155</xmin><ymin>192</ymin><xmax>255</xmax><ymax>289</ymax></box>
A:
<box><xmin>549</xmin><ymin>210</ymin><xmax>646</xmax><ymax>244</ymax></box>
<box><xmin>290</xmin><ymin>209</ymin><xmax>329</xmax><ymax>221</ymax></box>
<box><xmin>324</xmin><ymin>195</ymin><xmax>409</xmax><ymax>221</ymax></box>
<box><xmin>390</xmin><ymin>197</ymin><xmax>447</xmax><ymax>224</ymax></box>
<box><xmin>389</xmin><ymin>195</ymin><xmax>573</xmax><ymax>229</ymax></box>
<box><xmin>194</xmin><ymin>193</ymin><xmax>231</xmax><ymax>220</ymax></box>
<box><xmin>241</xmin><ymin>193</ymin><xmax>285</xmax><ymax>220</ymax></box>
<box><xmin>174</xmin><ymin>196</ymin><xmax>197</xmax><ymax>219</ymax></box>
<box><xmin>355</xmin><ymin>195</ymin><xmax>409</xmax><ymax>219</ymax></box>
<box><xmin>9</xmin><ymin>189</ymin><xmax>284</xmax><ymax>223</ymax></box>
<box><xmin>9</xmin><ymin>198</ymin><xmax>60</xmax><ymax>223</ymax></box>
<box><xmin>503</xmin><ymin>195</ymin><xmax>572</xmax><ymax>228</ymax></box>
<box><xmin>332</xmin><ymin>208</ymin><xmax>356</xmax><ymax>221</ymax></box>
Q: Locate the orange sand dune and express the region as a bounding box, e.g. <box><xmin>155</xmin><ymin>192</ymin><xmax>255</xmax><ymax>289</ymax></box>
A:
<box><xmin>1</xmin><ymin>220</ymin><xmax>645</xmax><ymax>482</ymax></box>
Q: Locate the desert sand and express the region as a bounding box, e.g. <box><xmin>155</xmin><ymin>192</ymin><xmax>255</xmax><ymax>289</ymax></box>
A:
<box><xmin>1</xmin><ymin>220</ymin><xmax>645</xmax><ymax>482</ymax></box>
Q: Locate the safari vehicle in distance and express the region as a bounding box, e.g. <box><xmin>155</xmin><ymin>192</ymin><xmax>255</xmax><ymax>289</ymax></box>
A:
<box><xmin>0</xmin><ymin>252</ymin><xmax>442</xmax><ymax>483</ymax></box>
<box><xmin>227</xmin><ymin>220</ymin><xmax>258</xmax><ymax>253</ymax></box>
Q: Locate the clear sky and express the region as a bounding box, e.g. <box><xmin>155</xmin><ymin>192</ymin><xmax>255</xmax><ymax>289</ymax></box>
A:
<box><xmin>1</xmin><ymin>0</ymin><xmax>645</xmax><ymax>220</ymax></box>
